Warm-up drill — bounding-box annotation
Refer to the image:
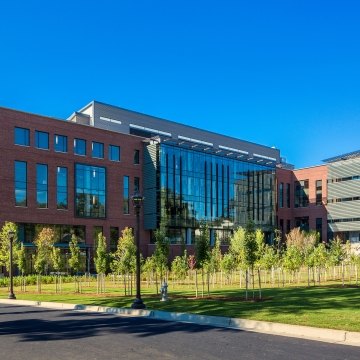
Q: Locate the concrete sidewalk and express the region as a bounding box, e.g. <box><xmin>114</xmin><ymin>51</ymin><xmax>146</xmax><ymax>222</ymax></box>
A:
<box><xmin>1</xmin><ymin>298</ymin><xmax>359</xmax><ymax>347</ymax></box>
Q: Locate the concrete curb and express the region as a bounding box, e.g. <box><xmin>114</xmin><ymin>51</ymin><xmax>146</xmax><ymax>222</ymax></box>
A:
<box><xmin>1</xmin><ymin>299</ymin><xmax>359</xmax><ymax>347</ymax></box>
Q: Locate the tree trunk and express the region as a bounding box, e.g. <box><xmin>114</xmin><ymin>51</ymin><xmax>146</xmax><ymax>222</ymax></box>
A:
<box><xmin>195</xmin><ymin>270</ymin><xmax>198</xmax><ymax>298</ymax></box>
<box><xmin>258</xmin><ymin>268</ymin><xmax>262</xmax><ymax>300</ymax></box>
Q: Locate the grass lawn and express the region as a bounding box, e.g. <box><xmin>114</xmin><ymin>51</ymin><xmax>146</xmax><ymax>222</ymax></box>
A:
<box><xmin>1</xmin><ymin>281</ymin><xmax>359</xmax><ymax>332</ymax></box>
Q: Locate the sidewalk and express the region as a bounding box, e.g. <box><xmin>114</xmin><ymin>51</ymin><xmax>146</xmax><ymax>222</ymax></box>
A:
<box><xmin>1</xmin><ymin>298</ymin><xmax>359</xmax><ymax>347</ymax></box>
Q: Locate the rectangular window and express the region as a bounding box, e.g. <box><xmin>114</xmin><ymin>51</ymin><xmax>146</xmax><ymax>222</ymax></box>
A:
<box><xmin>123</xmin><ymin>175</ymin><xmax>129</xmax><ymax>214</ymax></box>
<box><xmin>134</xmin><ymin>177</ymin><xmax>140</xmax><ymax>193</ymax></box>
<box><xmin>75</xmin><ymin>164</ymin><xmax>106</xmax><ymax>218</ymax></box>
<box><xmin>15</xmin><ymin>161</ymin><xmax>27</xmax><ymax>206</ymax></box>
<box><xmin>109</xmin><ymin>145</ymin><xmax>120</xmax><ymax>161</ymax></box>
<box><xmin>286</xmin><ymin>219</ymin><xmax>291</xmax><ymax>234</ymax></box>
<box><xmin>294</xmin><ymin>180</ymin><xmax>309</xmax><ymax>207</ymax></box>
<box><xmin>316</xmin><ymin>218</ymin><xmax>323</xmax><ymax>242</ymax></box>
<box><xmin>316</xmin><ymin>180</ymin><xmax>322</xmax><ymax>205</ymax></box>
<box><xmin>134</xmin><ymin>149</ymin><xmax>140</xmax><ymax>164</ymax></box>
<box><xmin>35</xmin><ymin>131</ymin><xmax>49</xmax><ymax>150</ymax></box>
<box><xmin>279</xmin><ymin>182</ymin><xmax>284</xmax><ymax>208</ymax></box>
<box><xmin>36</xmin><ymin>164</ymin><xmax>48</xmax><ymax>208</ymax></box>
<box><xmin>74</xmin><ymin>138</ymin><xmax>86</xmax><ymax>156</ymax></box>
<box><xmin>92</xmin><ymin>141</ymin><xmax>104</xmax><ymax>159</ymax></box>
<box><xmin>110</xmin><ymin>227</ymin><xmax>119</xmax><ymax>251</ymax></box>
<box><xmin>57</xmin><ymin>166</ymin><xmax>68</xmax><ymax>209</ymax></box>
<box><xmin>286</xmin><ymin>183</ymin><xmax>291</xmax><ymax>208</ymax></box>
<box><xmin>54</xmin><ymin>134</ymin><xmax>68</xmax><ymax>153</ymax></box>
<box><xmin>14</xmin><ymin>127</ymin><xmax>30</xmax><ymax>146</ymax></box>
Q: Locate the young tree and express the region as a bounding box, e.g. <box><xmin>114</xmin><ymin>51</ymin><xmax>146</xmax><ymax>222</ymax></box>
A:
<box><xmin>69</xmin><ymin>234</ymin><xmax>82</xmax><ymax>292</ymax></box>
<box><xmin>94</xmin><ymin>232</ymin><xmax>108</xmax><ymax>293</ymax></box>
<box><xmin>328</xmin><ymin>236</ymin><xmax>347</xmax><ymax>285</ymax></box>
<box><xmin>50</xmin><ymin>246</ymin><xmax>63</xmax><ymax>293</ymax></box>
<box><xmin>111</xmin><ymin>227</ymin><xmax>136</xmax><ymax>295</ymax></box>
<box><xmin>34</xmin><ymin>227</ymin><xmax>55</xmax><ymax>293</ymax></box>
<box><xmin>171</xmin><ymin>250</ymin><xmax>188</xmax><ymax>288</ymax></box>
<box><xmin>195</xmin><ymin>222</ymin><xmax>210</xmax><ymax>297</ymax></box>
<box><xmin>17</xmin><ymin>243</ymin><xmax>27</xmax><ymax>291</ymax></box>
<box><xmin>0</xmin><ymin>221</ymin><xmax>19</xmax><ymax>272</ymax></box>
<box><xmin>153</xmin><ymin>225</ymin><xmax>170</xmax><ymax>287</ymax></box>
<box><xmin>34</xmin><ymin>227</ymin><xmax>55</xmax><ymax>275</ymax></box>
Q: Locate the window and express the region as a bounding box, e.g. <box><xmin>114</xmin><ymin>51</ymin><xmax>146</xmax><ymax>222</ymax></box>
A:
<box><xmin>36</xmin><ymin>164</ymin><xmax>48</xmax><ymax>208</ymax></box>
<box><xmin>286</xmin><ymin>219</ymin><xmax>291</xmax><ymax>234</ymax></box>
<box><xmin>74</xmin><ymin>138</ymin><xmax>86</xmax><ymax>156</ymax></box>
<box><xmin>109</xmin><ymin>145</ymin><xmax>120</xmax><ymax>161</ymax></box>
<box><xmin>14</xmin><ymin>127</ymin><xmax>30</xmax><ymax>146</ymax></box>
<box><xmin>316</xmin><ymin>218</ymin><xmax>323</xmax><ymax>242</ymax></box>
<box><xmin>35</xmin><ymin>131</ymin><xmax>49</xmax><ymax>150</ymax></box>
<box><xmin>123</xmin><ymin>175</ymin><xmax>129</xmax><ymax>214</ymax></box>
<box><xmin>278</xmin><ymin>182</ymin><xmax>284</xmax><ymax>208</ymax></box>
<box><xmin>15</xmin><ymin>161</ymin><xmax>27</xmax><ymax>206</ymax></box>
<box><xmin>54</xmin><ymin>134</ymin><xmax>68</xmax><ymax>153</ymax></box>
<box><xmin>295</xmin><ymin>217</ymin><xmax>309</xmax><ymax>231</ymax></box>
<box><xmin>75</xmin><ymin>164</ymin><xmax>106</xmax><ymax>218</ymax></box>
<box><xmin>110</xmin><ymin>227</ymin><xmax>119</xmax><ymax>251</ymax></box>
<box><xmin>286</xmin><ymin>183</ymin><xmax>291</xmax><ymax>208</ymax></box>
<box><xmin>134</xmin><ymin>177</ymin><xmax>140</xmax><ymax>193</ymax></box>
<box><xmin>57</xmin><ymin>166</ymin><xmax>68</xmax><ymax>209</ymax></box>
<box><xmin>134</xmin><ymin>149</ymin><xmax>140</xmax><ymax>164</ymax></box>
<box><xmin>294</xmin><ymin>180</ymin><xmax>309</xmax><ymax>207</ymax></box>
<box><xmin>316</xmin><ymin>180</ymin><xmax>322</xmax><ymax>205</ymax></box>
<box><xmin>92</xmin><ymin>141</ymin><xmax>104</xmax><ymax>159</ymax></box>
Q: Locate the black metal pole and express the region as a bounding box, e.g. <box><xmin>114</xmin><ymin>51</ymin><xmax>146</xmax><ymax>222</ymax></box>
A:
<box><xmin>8</xmin><ymin>234</ymin><xmax>16</xmax><ymax>299</ymax></box>
<box><xmin>132</xmin><ymin>204</ymin><xmax>145</xmax><ymax>309</ymax></box>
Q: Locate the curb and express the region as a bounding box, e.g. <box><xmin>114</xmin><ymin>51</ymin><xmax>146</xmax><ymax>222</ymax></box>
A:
<box><xmin>1</xmin><ymin>299</ymin><xmax>359</xmax><ymax>347</ymax></box>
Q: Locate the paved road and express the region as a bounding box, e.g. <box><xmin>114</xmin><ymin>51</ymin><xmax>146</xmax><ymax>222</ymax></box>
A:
<box><xmin>0</xmin><ymin>304</ymin><xmax>358</xmax><ymax>360</ymax></box>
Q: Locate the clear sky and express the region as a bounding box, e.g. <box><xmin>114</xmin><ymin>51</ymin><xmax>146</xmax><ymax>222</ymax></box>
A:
<box><xmin>1</xmin><ymin>0</ymin><xmax>360</xmax><ymax>168</ymax></box>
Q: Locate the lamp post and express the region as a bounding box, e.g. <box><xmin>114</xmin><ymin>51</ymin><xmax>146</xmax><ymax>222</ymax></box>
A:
<box><xmin>8</xmin><ymin>230</ymin><xmax>16</xmax><ymax>300</ymax></box>
<box><xmin>131</xmin><ymin>192</ymin><xmax>145</xmax><ymax>309</ymax></box>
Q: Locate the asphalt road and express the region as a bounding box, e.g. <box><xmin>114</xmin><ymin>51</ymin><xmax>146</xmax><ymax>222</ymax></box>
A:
<box><xmin>0</xmin><ymin>303</ymin><xmax>358</xmax><ymax>360</ymax></box>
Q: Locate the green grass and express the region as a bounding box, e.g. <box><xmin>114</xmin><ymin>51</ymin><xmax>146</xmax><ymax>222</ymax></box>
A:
<box><xmin>1</xmin><ymin>282</ymin><xmax>360</xmax><ymax>332</ymax></box>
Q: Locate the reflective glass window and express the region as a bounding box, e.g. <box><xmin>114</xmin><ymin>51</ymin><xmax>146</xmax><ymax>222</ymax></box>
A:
<box><xmin>134</xmin><ymin>149</ymin><xmax>140</xmax><ymax>164</ymax></box>
<box><xmin>74</xmin><ymin>138</ymin><xmax>86</xmax><ymax>156</ymax></box>
<box><xmin>75</xmin><ymin>164</ymin><xmax>106</xmax><ymax>218</ymax></box>
<box><xmin>15</xmin><ymin>161</ymin><xmax>27</xmax><ymax>206</ymax></box>
<box><xmin>54</xmin><ymin>134</ymin><xmax>68</xmax><ymax>153</ymax></box>
<box><xmin>109</xmin><ymin>145</ymin><xmax>120</xmax><ymax>161</ymax></box>
<box><xmin>92</xmin><ymin>141</ymin><xmax>104</xmax><ymax>159</ymax></box>
<box><xmin>14</xmin><ymin>127</ymin><xmax>30</xmax><ymax>146</ymax></box>
<box><xmin>36</xmin><ymin>163</ymin><xmax>48</xmax><ymax>208</ymax></box>
<box><xmin>123</xmin><ymin>176</ymin><xmax>129</xmax><ymax>214</ymax></box>
<box><xmin>57</xmin><ymin>166</ymin><xmax>68</xmax><ymax>209</ymax></box>
<box><xmin>35</xmin><ymin>131</ymin><xmax>49</xmax><ymax>150</ymax></box>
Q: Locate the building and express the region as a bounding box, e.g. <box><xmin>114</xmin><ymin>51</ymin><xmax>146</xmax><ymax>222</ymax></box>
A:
<box><xmin>0</xmin><ymin>101</ymin><xmax>280</xmax><ymax>271</ymax></box>
<box><xmin>324</xmin><ymin>151</ymin><xmax>360</xmax><ymax>252</ymax></box>
<box><xmin>69</xmin><ymin>101</ymin><xmax>280</xmax><ymax>256</ymax></box>
<box><xmin>0</xmin><ymin>106</ymin><xmax>144</xmax><ymax>273</ymax></box>
<box><xmin>276</xmin><ymin>165</ymin><xmax>327</xmax><ymax>243</ymax></box>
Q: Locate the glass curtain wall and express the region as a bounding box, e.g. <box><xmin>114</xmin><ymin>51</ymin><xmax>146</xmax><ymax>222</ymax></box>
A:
<box><xmin>157</xmin><ymin>143</ymin><xmax>275</xmax><ymax>244</ymax></box>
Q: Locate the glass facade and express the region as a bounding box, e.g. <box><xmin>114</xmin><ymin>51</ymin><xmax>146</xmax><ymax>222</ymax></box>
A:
<box><xmin>154</xmin><ymin>144</ymin><xmax>275</xmax><ymax>244</ymax></box>
<box><xmin>35</xmin><ymin>131</ymin><xmax>49</xmax><ymax>150</ymax></box>
<box><xmin>92</xmin><ymin>141</ymin><xmax>104</xmax><ymax>159</ymax></box>
<box><xmin>109</xmin><ymin>145</ymin><xmax>120</xmax><ymax>161</ymax></box>
<box><xmin>279</xmin><ymin>182</ymin><xmax>284</xmax><ymax>208</ymax></box>
<box><xmin>74</xmin><ymin>138</ymin><xmax>86</xmax><ymax>156</ymax></box>
<box><xmin>123</xmin><ymin>175</ymin><xmax>130</xmax><ymax>214</ymax></box>
<box><xmin>15</xmin><ymin>161</ymin><xmax>27</xmax><ymax>206</ymax></box>
<box><xmin>75</xmin><ymin>164</ymin><xmax>106</xmax><ymax>218</ymax></box>
<box><xmin>57</xmin><ymin>166</ymin><xmax>68</xmax><ymax>209</ymax></box>
<box><xmin>134</xmin><ymin>176</ymin><xmax>140</xmax><ymax>192</ymax></box>
<box><xmin>316</xmin><ymin>180</ymin><xmax>322</xmax><ymax>205</ymax></box>
<box><xmin>54</xmin><ymin>134</ymin><xmax>68</xmax><ymax>153</ymax></box>
<box><xmin>14</xmin><ymin>127</ymin><xmax>30</xmax><ymax>146</ymax></box>
<box><xmin>36</xmin><ymin>164</ymin><xmax>48</xmax><ymax>208</ymax></box>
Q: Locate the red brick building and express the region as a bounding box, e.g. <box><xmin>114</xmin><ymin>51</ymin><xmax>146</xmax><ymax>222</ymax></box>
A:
<box><xmin>276</xmin><ymin>165</ymin><xmax>328</xmax><ymax>243</ymax></box>
<box><xmin>0</xmin><ymin>106</ymin><xmax>148</xmax><ymax>272</ymax></box>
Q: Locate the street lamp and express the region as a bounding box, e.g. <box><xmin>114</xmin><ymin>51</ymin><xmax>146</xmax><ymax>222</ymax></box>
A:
<box><xmin>8</xmin><ymin>230</ymin><xmax>16</xmax><ymax>300</ymax></box>
<box><xmin>131</xmin><ymin>192</ymin><xmax>145</xmax><ymax>309</ymax></box>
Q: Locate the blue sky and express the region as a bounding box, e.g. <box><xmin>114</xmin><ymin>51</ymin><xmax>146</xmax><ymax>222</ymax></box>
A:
<box><xmin>1</xmin><ymin>0</ymin><xmax>360</xmax><ymax>168</ymax></box>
